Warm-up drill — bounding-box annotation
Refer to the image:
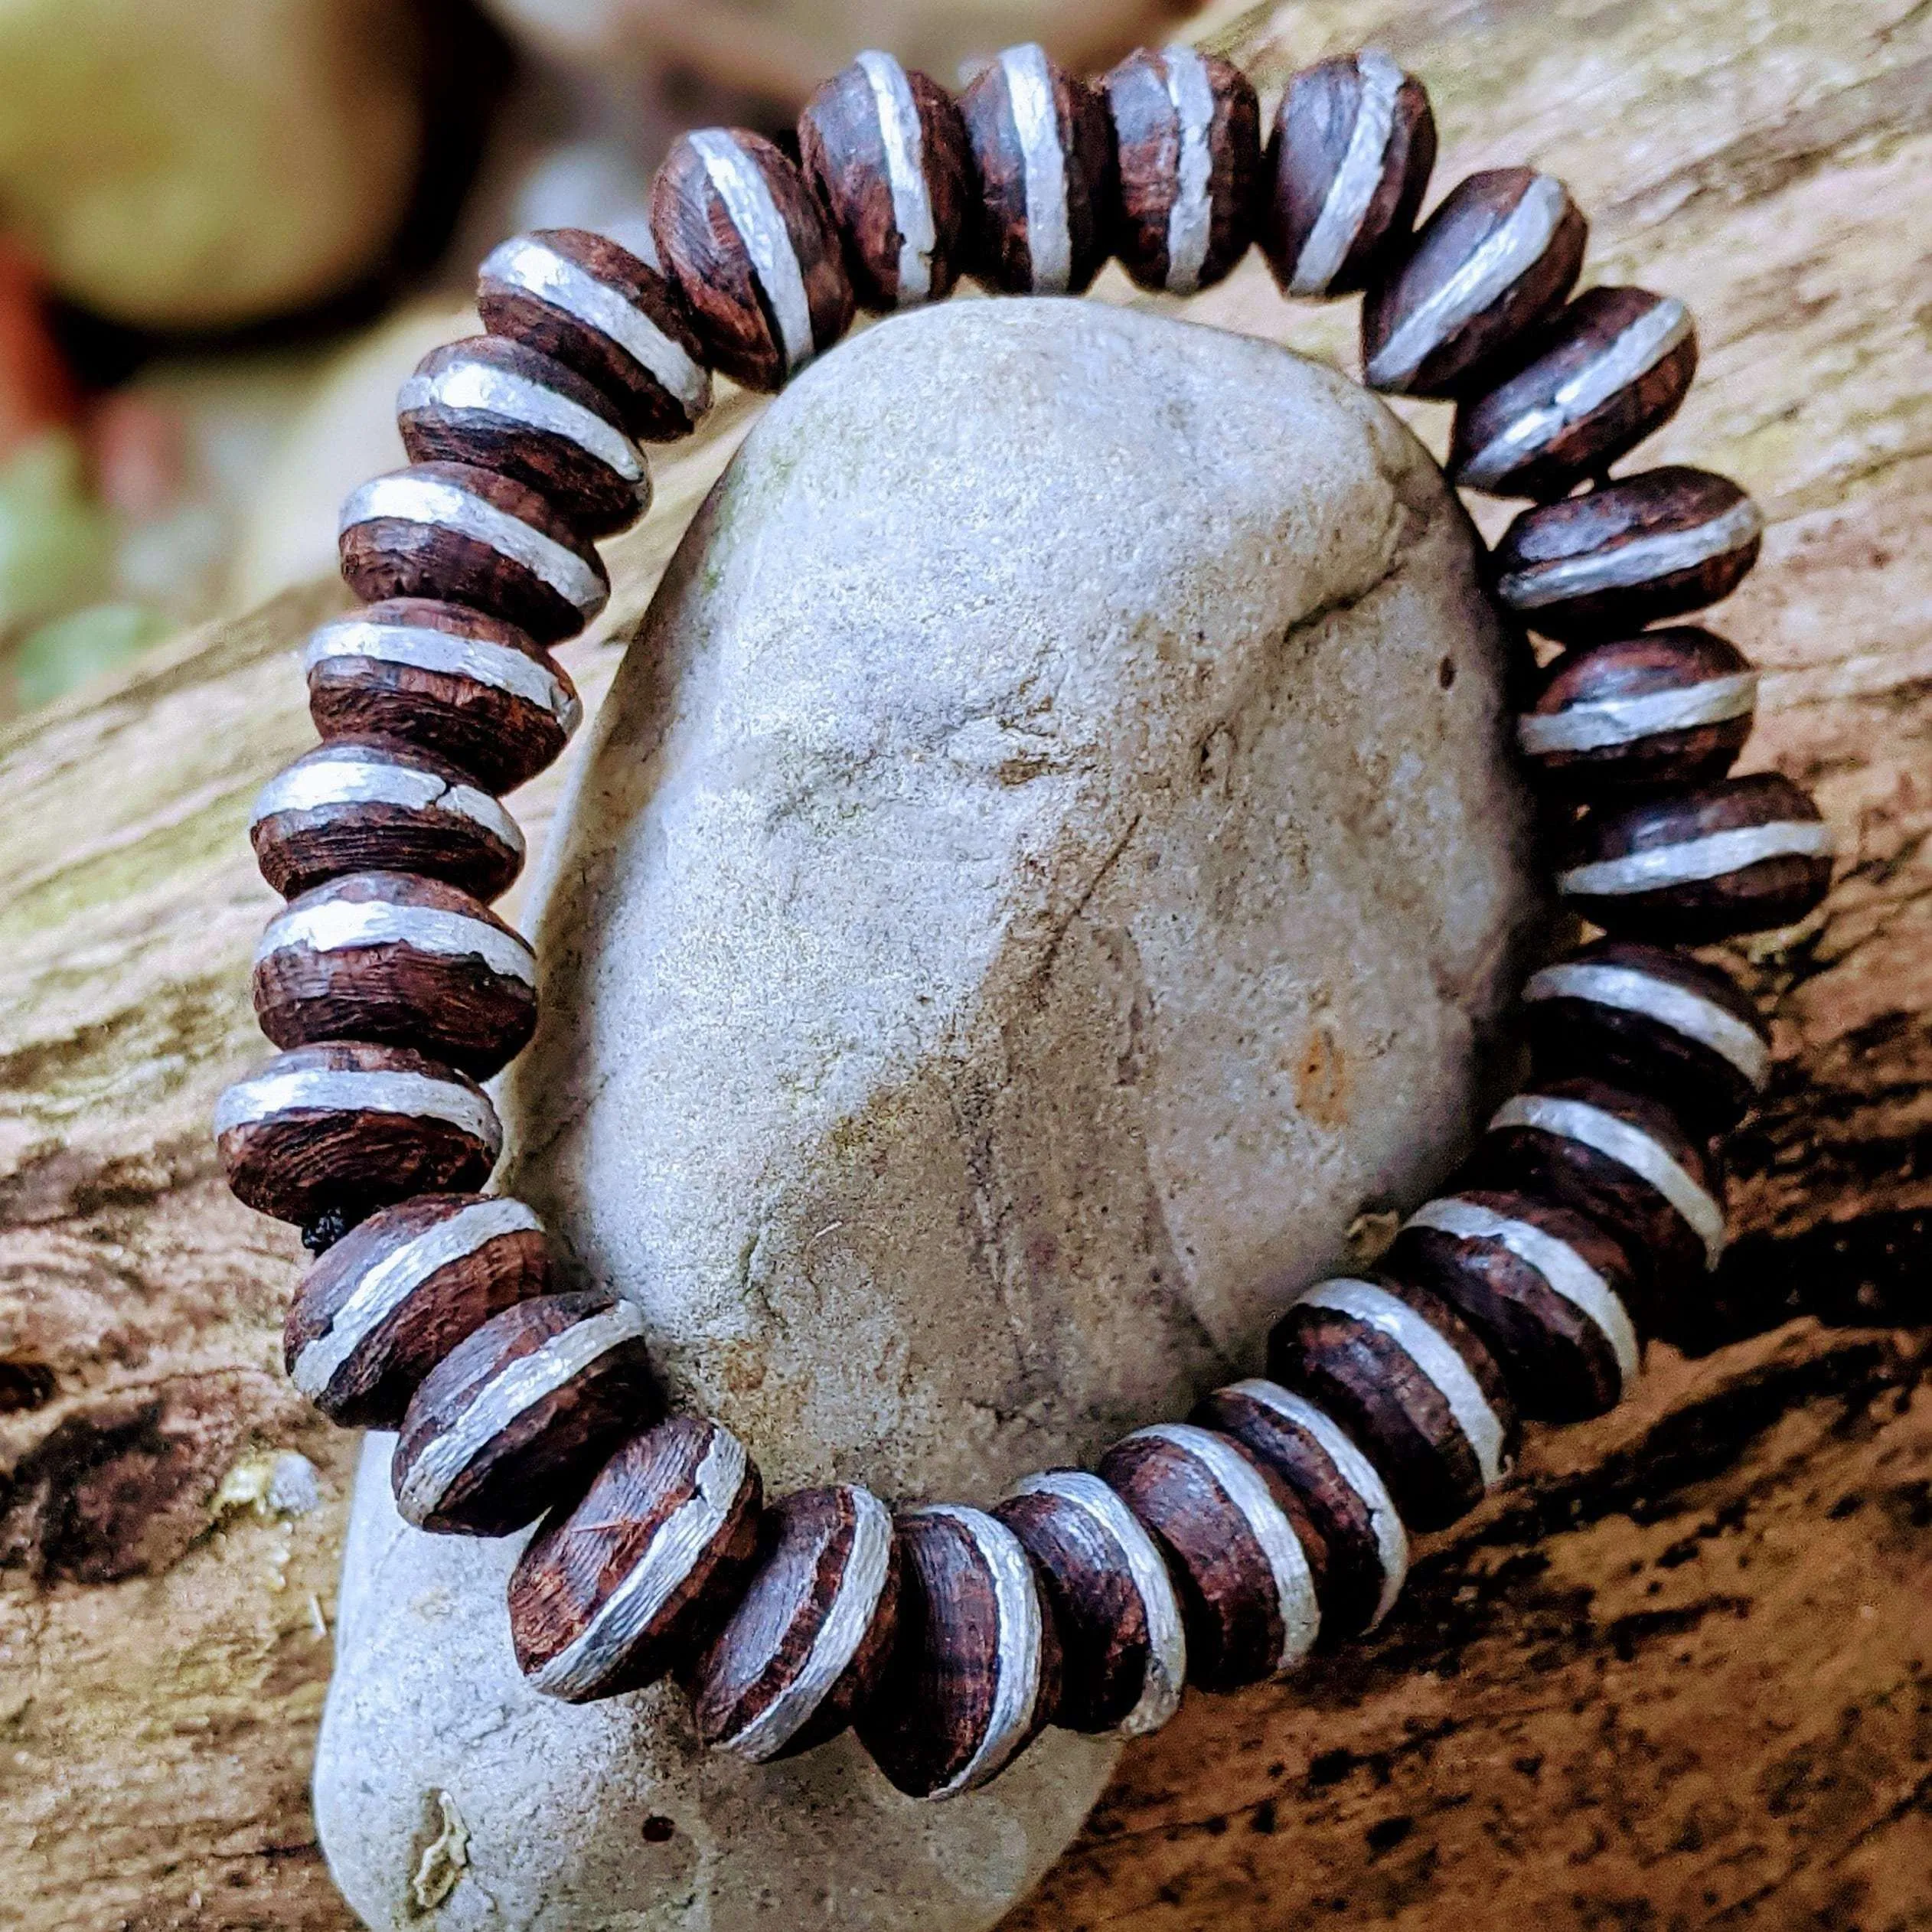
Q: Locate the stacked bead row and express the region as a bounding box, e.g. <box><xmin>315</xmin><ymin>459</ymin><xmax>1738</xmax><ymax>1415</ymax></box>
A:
<box><xmin>214</xmin><ymin>38</ymin><xmax>1839</xmax><ymax>1804</ymax></box>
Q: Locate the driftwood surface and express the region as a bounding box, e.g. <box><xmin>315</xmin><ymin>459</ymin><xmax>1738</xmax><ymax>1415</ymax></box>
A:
<box><xmin>2</xmin><ymin>0</ymin><xmax>1928</xmax><ymax>1926</ymax></box>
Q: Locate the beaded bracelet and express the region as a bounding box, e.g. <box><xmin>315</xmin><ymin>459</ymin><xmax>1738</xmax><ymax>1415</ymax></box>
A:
<box><xmin>214</xmin><ymin>39</ymin><xmax>1837</xmax><ymax>1804</ymax></box>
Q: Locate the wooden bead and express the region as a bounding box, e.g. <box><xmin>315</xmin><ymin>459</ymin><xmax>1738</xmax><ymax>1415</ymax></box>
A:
<box><xmin>1190</xmin><ymin>1379</ymin><xmax>1408</xmax><ymax>1641</ymax></box>
<box><xmin>393</xmin><ymin>1291</ymin><xmax>657</xmax><ymax>1538</ymax></box>
<box><xmin>1098</xmin><ymin>1422</ymin><xmax>1320</xmax><ymax>1692</ymax></box>
<box><xmin>1559</xmin><ymin>772</ymin><xmax>1836</xmax><ymax>944</ymax></box>
<box><xmin>339</xmin><ymin>460</ymin><xmax>609</xmax><ymax>645</ymax></box>
<box><xmin>1384</xmin><ymin>1190</ymin><xmax>1641</xmax><ymax>1421</ymax></box>
<box><xmin>1261</xmin><ymin>49</ymin><xmax>1434</xmax><ymax>299</ymax></box>
<box><xmin>510</xmin><ymin>1415</ymin><xmax>762</xmax><ymax>1699</ymax></box>
<box><xmin>854</xmin><ymin>1503</ymin><xmax>1061</xmax><ymax>1800</ymax></box>
<box><xmin>1491</xmin><ymin>466</ymin><xmax>1764</xmax><ymax>641</ymax></box>
<box><xmin>399</xmin><ymin>335</ymin><xmax>651</xmax><ymax>538</ymax></box>
<box><xmin>476</xmin><ymin>227</ymin><xmax>713</xmax><ymax>442</ymax></box>
<box><xmin>1267</xmin><ymin>1277</ymin><xmax>1518</xmax><ymax>1533</ymax></box>
<box><xmin>1518</xmin><ymin>627</ymin><xmax>1756</xmax><ymax>801</ymax></box>
<box><xmin>994</xmin><ymin>1469</ymin><xmax>1186</xmax><ymax>1736</ymax></box>
<box><xmin>251</xmin><ymin>871</ymin><xmax>537</xmax><ymax>1079</ymax></box>
<box><xmin>1362</xmin><ymin>167</ymin><xmax>1586</xmax><ymax>397</ymax></box>
<box><xmin>284</xmin><ymin>1191</ymin><xmax>551</xmax><ymax>1428</ymax></box>
<box><xmin>1523</xmin><ymin>937</ymin><xmax>1771</xmax><ymax>1134</ymax></box>
<box><xmin>1101</xmin><ymin>44</ymin><xmax>1261</xmax><ymax>295</ymax></box>
<box><xmin>798</xmin><ymin>52</ymin><xmax>974</xmax><ymax>312</ymax></box>
<box><xmin>651</xmin><ymin>129</ymin><xmax>853</xmax><ymax>393</ymax></box>
<box><xmin>249</xmin><ymin>737</ymin><xmax>524</xmax><ymax>902</ymax></box>
<box><xmin>216</xmin><ymin>1042</ymin><xmax>501</xmax><ymax>1230</ymax></box>
<box><xmin>305</xmin><ymin>599</ymin><xmax>580</xmax><ymax>795</ymax></box>
<box><xmin>687</xmin><ymin>1483</ymin><xmax>901</xmax><ymax>1760</ymax></box>
<box><xmin>958</xmin><ymin>43</ymin><xmax>1117</xmax><ymax>297</ymax></box>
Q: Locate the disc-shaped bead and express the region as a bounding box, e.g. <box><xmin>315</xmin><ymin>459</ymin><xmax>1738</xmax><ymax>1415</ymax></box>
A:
<box><xmin>798</xmin><ymin>52</ymin><xmax>974</xmax><ymax>312</ymax></box>
<box><xmin>1362</xmin><ymin>167</ymin><xmax>1585</xmax><ymax>397</ymax></box>
<box><xmin>854</xmin><ymin>1503</ymin><xmax>1060</xmax><ymax>1800</ymax></box>
<box><xmin>393</xmin><ymin>1291</ymin><xmax>657</xmax><ymax>1537</ymax></box>
<box><xmin>1492</xmin><ymin>467</ymin><xmax>1764</xmax><ymax>641</ymax></box>
<box><xmin>510</xmin><ymin>1414</ymin><xmax>762</xmax><ymax>1699</ymax></box>
<box><xmin>1266</xmin><ymin>1276</ymin><xmax>1517</xmax><ymax>1532</ymax></box>
<box><xmin>216</xmin><ymin>1041</ymin><xmax>501</xmax><ymax>1230</ymax></box>
<box><xmin>687</xmin><ymin>1483</ymin><xmax>901</xmax><ymax>1760</ymax></box>
<box><xmin>1102</xmin><ymin>44</ymin><xmax>1260</xmax><ymax>295</ymax></box>
<box><xmin>651</xmin><ymin>129</ymin><xmax>853</xmax><ymax>392</ymax></box>
<box><xmin>284</xmin><ymin>1192</ymin><xmax>550</xmax><ymax>1427</ymax></box>
<box><xmin>1261</xmin><ymin>48</ymin><xmax>1434</xmax><ymax>299</ymax></box>
<box><xmin>476</xmin><ymin>227</ymin><xmax>713</xmax><ymax>442</ymax></box>
<box><xmin>1098</xmin><ymin>1422</ymin><xmax>1321</xmax><ymax>1691</ymax></box>
<box><xmin>251</xmin><ymin>871</ymin><xmax>537</xmax><ymax>1079</ymax></box>
<box><xmin>250</xmin><ymin>736</ymin><xmax>524</xmax><ymax>902</ymax></box>
<box><xmin>994</xmin><ymin>1468</ymin><xmax>1186</xmax><ymax>1735</ymax></box>
<box><xmin>958</xmin><ymin>43</ymin><xmax>1116</xmax><ymax>297</ymax></box>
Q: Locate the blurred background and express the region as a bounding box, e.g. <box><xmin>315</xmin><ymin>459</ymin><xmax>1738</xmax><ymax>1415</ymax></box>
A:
<box><xmin>0</xmin><ymin>0</ymin><xmax>1198</xmax><ymax>718</ymax></box>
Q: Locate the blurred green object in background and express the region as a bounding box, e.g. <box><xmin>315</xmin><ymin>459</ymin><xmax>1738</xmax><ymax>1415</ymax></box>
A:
<box><xmin>0</xmin><ymin>430</ymin><xmax>111</xmax><ymax>631</ymax></box>
<box><xmin>12</xmin><ymin>600</ymin><xmax>170</xmax><ymax>710</ymax></box>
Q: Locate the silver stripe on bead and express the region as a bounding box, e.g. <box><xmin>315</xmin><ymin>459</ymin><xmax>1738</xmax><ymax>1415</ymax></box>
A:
<box><xmin>1289</xmin><ymin>47</ymin><xmax>1403</xmax><ymax>298</ymax></box>
<box><xmin>254</xmin><ymin>898</ymin><xmax>537</xmax><ymax>987</ymax></box>
<box><xmin>1298</xmin><ymin>1279</ymin><xmax>1511</xmax><ymax>1490</ymax></box>
<box><xmin>213</xmin><ymin>1066</ymin><xmax>502</xmax><ymax>1156</ymax></box>
<box><xmin>1219</xmin><ymin>1379</ymin><xmax>1409</xmax><ymax>1628</ymax></box>
<box><xmin>1523</xmin><ymin>959</ymin><xmax>1771</xmax><ymax>1088</ymax></box>
<box><xmin>341</xmin><ymin>474</ymin><xmax>607</xmax><ymax>620</ymax></box>
<box><xmin>481</xmin><ymin>235</ymin><xmax>712</xmax><ymax>419</ymax></box>
<box><xmin>529</xmin><ymin>1421</ymin><xmax>748</xmax><ymax>1700</ymax></box>
<box><xmin>303</xmin><ymin>618</ymin><xmax>583</xmax><ymax>735</ymax></box>
<box><xmin>720</xmin><ymin>1484</ymin><xmax>896</xmax><ymax>1761</ymax></box>
<box><xmin>854</xmin><ymin>50</ymin><xmax>936</xmax><ymax>305</ymax></box>
<box><xmin>1517</xmin><ymin>670</ymin><xmax>1757</xmax><ymax>754</ymax></box>
<box><xmin>1160</xmin><ymin>44</ymin><xmax>1216</xmax><ymax>295</ymax></box>
<box><xmin>291</xmin><ymin>1196</ymin><xmax>542</xmax><ymax>1402</ymax></box>
<box><xmin>1366</xmin><ymin>171</ymin><xmax>1570</xmax><ymax>390</ymax></box>
<box><xmin>1126</xmin><ymin>1422</ymin><xmax>1320</xmax><ymax>1673</ymax></box>
<box><xmin>1002</xmin><ymin>44</ymin><xmax>1072</xmax><ymax>294</ymax></box>
<box><xmin>1403</xmin><ymin>1196</ymin><xmax>1641</xmax><ymax>1387</ymax></box>
<box><xmin>1490</xmin><ymin>1094</ymin><xmax>1727</xmax><ymax>1268</ymax></box>
<box><xmin>1558</xmin><ymin>819</ymin><xmax>1836</xmax><ymax>899</ymax></box>
<box><xmin>690</xmin><ymin>129</ymin><xmax>817</xmax><ymax>375</ymax></box>
<box><xmin>1458</xmin><ymin>297</ymin><xmax>1693</xmax><ymax>487</ymax></box>
<box><xmin>1007</xmin><ymin>1468</ymin><xmax>1186</xmax><ymax>1735</ymax></box>
<box><xmin>1496</xmin><ymin>497</ymin><xmax>1764</xmax><ymax>610</ymax></box>
<box><xmin>250</xmin><ymin>755</ymin><xmax>524</xmax><ymax>860</ymax></box>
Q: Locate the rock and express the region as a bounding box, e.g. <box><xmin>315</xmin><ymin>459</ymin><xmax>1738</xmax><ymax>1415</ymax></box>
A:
<box><xmin>316</xmin><ymin>297</ymin><xmax>1543</xmax><ymax>1930</ymax></box>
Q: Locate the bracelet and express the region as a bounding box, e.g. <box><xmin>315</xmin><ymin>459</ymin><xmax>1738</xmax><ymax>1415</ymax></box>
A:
<box><xmin>214</xmin><ymin>38</ymin><xmax>1836</xmax><ymax>1805</ymax></box>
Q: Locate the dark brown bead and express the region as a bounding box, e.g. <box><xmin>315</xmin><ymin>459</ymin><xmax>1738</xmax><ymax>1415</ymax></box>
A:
<box><xmin>687</xmin><ymin>1483</ymin><xmax>900</xmax><ymax>1759</ymax></box>
<box><xmin>251</xmin><ymin>871</ymin><xmax>537</xmax><ymax>1079</ymax></box>
<box><xmin>1098</xmin><ymin>1423</ymin><xmax>1320</xmax><ymax>1692</ymax></box>
<box><xmin>651</xmin><ymin>129</ymin><xmax>853</xmax><ymax>393</ymax></box>
<box><xmin>1383</xmin><ymin>1190</ymin><xmax>1641</xmax><ymax>1421</ymax></box>
<box><xmin>854</xmin><ymin>1504</ymin><xmax>1061</xmax><ymax>1800</ymax></box>
<box><xmin>1261</xmin><ymin>49</ymin><xmax>1434</xmax><ymax>299</ymax></box>
<box><xmin>958</xmin><ymin>43</ymin><xmax>1117</xmax><ymax>297</ymax></box>
<box><xmin>511</xmin><ymin>1415</ymin><xmax>762</xmax><ymax>1699</ymax></box>
<box><xmin>798</xmin><ymin>52</ymin><xmax>974</xmax><ymax>312</ymax></box>
<box><xmin>305</xmin><ymin>600</ymin><xmax>580</xmax><ymax>796</ymax></box>
<box><xmin>476</xmin><ymin>227</ymin><xmax>713</xmax><ymax>442</ymax></box>
<box><xmin>1189</xmin><ymin>1379</ymin><xmax>1408</xmax><ymax>1642</ymax></box>
<box><xmin>1267</xmin><ymin>1276</ymin><xmax>1518</xmax><ymax>1533</ymax></box>
<box><xmin>249</xmin><ymin>736</ymin><xmax>524</xmax><ymax>902</ymax></box>
<box><xmin>1101</xmin><ymin>44</ymin><xmax>1260</xmax><ymax>295</ymax></box>
<box><xmin>1522</xmin><ymin>937</ymin><xmax>1771</xmax><ymax>1134</ymax></box>
<box><xmin>393</xmin><ymin>1291</ymin><xmax>658</xmax><ymax>1538</ymax></box>
<box><xmin>216</xmin><ymin>1041</ymin><xmax>501</xmax><ymax>1229</ymax></box>
<box><xmin>1362</xmin><ymin>167</ymin><xmax>1586</xmax><ymax>397</ymax></box>
<box><xmin>339</xmin><ymin>460</ymin><xmax>609</xmax><ymax>645</ymax></box>
<box><xmin>994</xmin><ymin>1470</ymin><xmax>1186</xmax><ymax>1735</ymax></box>
<box><xmin>284</xmin><ymin>1191</ymin><xmax>551</xmax><ymax>1428</ymax></box>
<box><xmin>1518</xmin><ymin>627</ymin><xmax>1756</xmax><ymax>801</ymax></box>
<box><xmin>1492</xmin><ymin>466</ymin><xmax>1764</xmax><ymax>641</ymax></box>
